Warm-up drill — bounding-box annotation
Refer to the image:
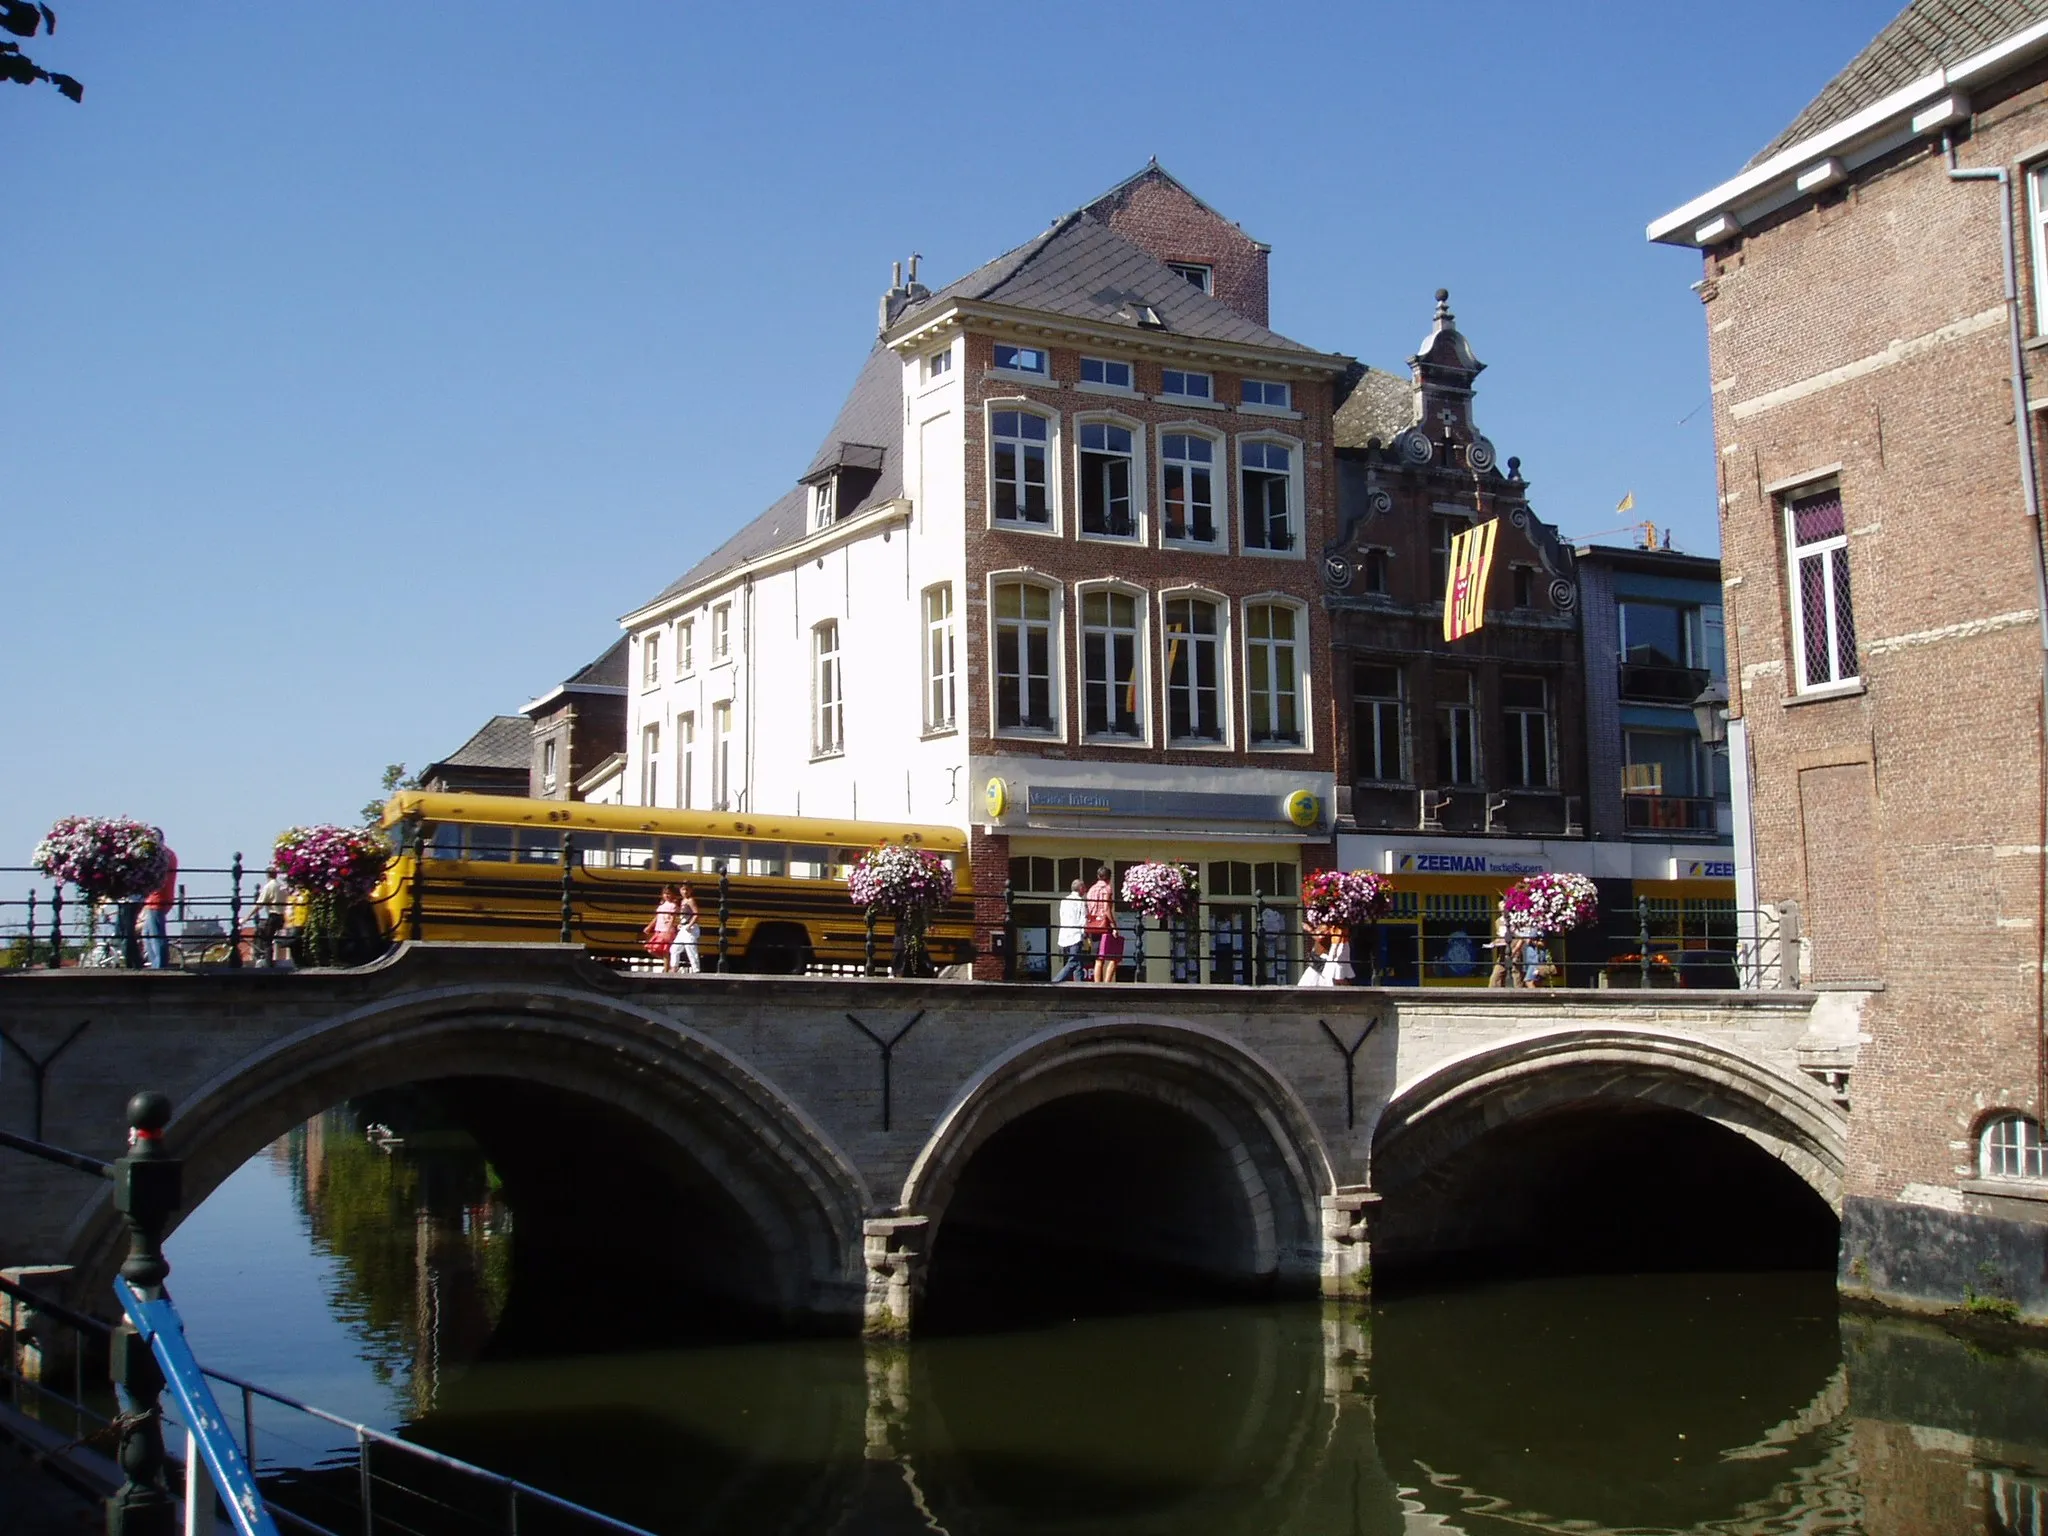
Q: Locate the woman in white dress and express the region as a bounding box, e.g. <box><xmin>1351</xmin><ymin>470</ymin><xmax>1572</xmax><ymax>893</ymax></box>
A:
<box><xmin>1323</xmin><ymin>927</ymin><xmax>1356</xmax><ymax>985</ymax></box>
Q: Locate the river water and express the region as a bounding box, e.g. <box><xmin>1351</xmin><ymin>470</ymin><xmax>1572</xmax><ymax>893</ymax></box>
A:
<box><xmin>162</xmin><ymin>1107</ymin><xmax>2048</xmax><ymax>1536</ymax></box>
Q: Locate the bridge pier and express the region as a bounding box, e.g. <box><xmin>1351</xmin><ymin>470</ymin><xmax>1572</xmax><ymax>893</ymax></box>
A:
<box><xmin>862</xmin><ymin>1216</ymin><xmax>928</xmax><ymax>1341</ymax></box>
<box><xmin>1320</xmin><ymin>1187</ymin><xmax>1379</xmax><ymax>1301</ymax></box>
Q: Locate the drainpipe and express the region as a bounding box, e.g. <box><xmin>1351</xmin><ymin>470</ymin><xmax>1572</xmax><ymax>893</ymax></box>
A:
<box><xmin>1945</xmin><ymin>131</ymin><xmax>2048</xmax><ymax>1117</ymax></box>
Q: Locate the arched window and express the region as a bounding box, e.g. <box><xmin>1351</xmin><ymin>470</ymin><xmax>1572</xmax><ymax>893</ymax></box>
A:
<box><xmin>1163</xmin><ymin>594</ymin><xmax>1224</xmax><ymax>743</ymax></box>
<box><xmin>1981</xmin><ymin>1113</ymin><xmax>2047</xmax><ymax>1180</ymax></box>
<box><xmin>1245</xmin><ymin>600</ymin><xmax>1305</xmax><ymax>746</ymax></box>
<box><xmin>992</xmin><ymin>579</ymin><xmax>1058</xmax><ymax>733</ymax></box>
<box><xmin>1240</xmin><ymin>438</ymin><xmax>1299</xmax><ymax>553</ymax></box>
<box><xmin>1080</xmin><ymin>586</ymin><xmax>1143</xmax><ymax>739</ymax></box>
<box><xmin>1161</xmin><ymin>431</ymin><xmax>1221</xmax><ymax>547</ymax></box>
<box><xmin>1078</xmin><ymin>421</ymin><xmax>1137</xmax><ymax>539</ymax></box>
<box><xmin>990</xmin><ymin>409</ymin><xmax>1052</xmax><ymax>526</ymax></box>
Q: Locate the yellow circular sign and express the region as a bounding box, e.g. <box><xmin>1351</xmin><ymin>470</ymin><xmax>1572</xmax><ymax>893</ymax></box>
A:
<box><xmin>984</xmin><ymin>777</ymin><xmax>1009</xmax><ymax>819</ymax></box>
<box><xmin>1284</xmin><ymin>789</ymin><xmax>1321</xmax><ymax>828</ymax></box>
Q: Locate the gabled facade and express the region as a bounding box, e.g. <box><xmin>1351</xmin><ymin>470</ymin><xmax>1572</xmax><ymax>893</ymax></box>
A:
<box><xmin>1650</xmin><ymin>0</ymin><xmax>2048</xmax><ymax>1321</ymax></box>
<box><xmin>521</xmin><ymin>636</ymin><xmax>628</xmax><ymax>801</ymax></box>
<box><xmin>621</xmin><ymin>167</ymin><xmax>1350</xmax><ymax>978</ymax></box>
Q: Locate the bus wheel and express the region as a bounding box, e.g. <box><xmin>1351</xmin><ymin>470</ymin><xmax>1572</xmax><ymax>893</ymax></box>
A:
<box><xmin>744</xmin><ymin>924</ymin><xmax>812</xmax><ymax>975</ymax></box>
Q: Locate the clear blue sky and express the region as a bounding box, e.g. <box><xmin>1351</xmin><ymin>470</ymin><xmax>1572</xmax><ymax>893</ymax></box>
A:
<box><xmin>4</xmin><ymin>1</ymin><xmax>1899</xmax><ymax>881</ymax></box>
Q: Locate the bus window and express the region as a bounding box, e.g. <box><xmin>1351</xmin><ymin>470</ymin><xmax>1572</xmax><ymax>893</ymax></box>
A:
<box><xmin>385</xmin><ymin>821</ymin><xmax>415</xmax><ymax>855</ymax></box>
<box><xmin>517</xmin><ymin>829</ymin><xmax>562</xmax><ymax>864</ymax></box>
<box><xmin>789</xmin><ymin>846</ymin><xmax>833</xmax><ymax>879</ymax></box>
<box><xmin>614</xmin><ymin>836</ymin><xmax>657</xmax><ymax>871</ymax></box>
<box><xmin>568</xmin><ymin>832</ymin><xmax>610</xmax><ymax>868</ymax></box>
<box><xmin>657</xmin><ymin>838</ymin><xmax>700</xmax><ymax>873</ymax></box>
<box><xmin>701</xmin><ymin>840</ymin><xmax>745</xmax><ymax>876</ymax></box>
<box><xmin>468</xmin><ymin>826</ymin><xmax>515</xmax><ymax>863</ymax></box>
<box><xmin>428</xmin><ymin>824</ymin><xmax>463</xmax><ymax>861</ymax></box>
<box><xmin>746</xmin><ymin>846</ymin><xmax>787</xmax><ymax>877</ymax></box>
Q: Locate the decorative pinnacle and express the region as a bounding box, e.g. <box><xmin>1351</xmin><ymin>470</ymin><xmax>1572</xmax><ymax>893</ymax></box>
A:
<box><xmin>1435</xmin><ymin>288</ymin><xmax>1453</xmax><ymax>323</ymax></box>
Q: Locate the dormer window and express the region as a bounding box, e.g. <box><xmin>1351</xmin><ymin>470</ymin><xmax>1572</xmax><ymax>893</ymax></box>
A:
<box><xmin>993</xmin><ymin>344</ymin><xmax>1048</xmax><ymax>376</ymax></box>
<box><xmin>1168</xmin><ymin>262</ymin><xmax>1213</xmax><ymax>293</ymax></box>
<box><xmin>810</xmin><ymin>479</ymin><xmax>836</xmax><ymax>530</ymax></box>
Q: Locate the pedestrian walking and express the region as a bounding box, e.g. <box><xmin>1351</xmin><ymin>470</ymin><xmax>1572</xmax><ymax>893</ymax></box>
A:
<box><xmin>645</xmin><ymin>885</ymin><xmax>681</xmax><ymax>972</ymax></box>
<box><xmin>1051</xmin><ymin>879</ymin><xmax>1091</xmax><ymax>983</ymax></box>
<box><xmin>1084</xmin><ymin>865</ymin><xmax>1116</xmax><ymax>983</ymax></box>
<box><xmin>139</xmin><ymin>839</ymin><xmax>178</xmax><ymax>970</ymax></box>
<box><xmin>672</xmin><ymin>882</ymin><xmax>702</xmax><ymax>972</ymax></box>
<box><xmin>252</xmin><ymin>870</ymin><xmax>287</xmax><ymax>967</ymax></box>
<box><xmin>1323</xmin><ymin>927</ymin><xmax>1356</xmax><ymax>985</ymax></box>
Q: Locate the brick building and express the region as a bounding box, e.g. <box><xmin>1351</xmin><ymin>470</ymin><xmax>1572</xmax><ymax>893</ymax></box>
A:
<box><xmin>519</xmin><ymin>636</ymin><xmax>627</xmax><ymax>801</ymax></box>
<box><xmin>1650</xmin><ymin>0</ymin><xmax>2048</xmax><ymax>1317</ymax></box>
<box><xmin>619</xmin><ymin>166</ymin><xmax>1348</xmax><ymax>978</ymax></box>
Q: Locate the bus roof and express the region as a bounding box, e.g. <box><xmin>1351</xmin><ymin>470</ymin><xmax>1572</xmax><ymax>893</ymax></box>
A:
<box><xmin>380</xmin><ymin>791</ymin><xmax>969</xmax><ymax>852</ymax></box>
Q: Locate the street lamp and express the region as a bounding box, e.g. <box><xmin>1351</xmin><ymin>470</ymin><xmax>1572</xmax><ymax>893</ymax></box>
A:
<box><xmin>1692</xmin><ymin>679</ymin><xmax>1729</xmax><ymax>750</ymax></box>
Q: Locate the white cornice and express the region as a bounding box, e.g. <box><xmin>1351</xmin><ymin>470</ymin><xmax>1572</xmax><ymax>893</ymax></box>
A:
<box><xmin>885</xmin><ymin>298</ymin><xmax>1354</xmax><ymax>377</ymax></box>
<box><xmin>521</xmin><ymin>682</ymin><xmax>627</xmax><ymax>717</ymax></box>
<box><xmin>1647</xmin><ymin>15</ymin><xmax>2048</xmax><ymax>249</ymax></box>
<box><xmin>618</xmin><ymin>499</ymin><xmax>913</xmax><ymax>630</ymax></box>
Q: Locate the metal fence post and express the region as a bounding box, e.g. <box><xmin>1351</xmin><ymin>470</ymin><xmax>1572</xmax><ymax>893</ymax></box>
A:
<box><xmin>47</xmin><ymin>885</ymin><xmax>63</xmax><ymax>969</ymax></box>
<box><xmin>108</xmin><ymin>1091</ymin><xmax>180</xmax><ymax>1536</ymax></box>
<box><xmin>23</xmin><ymin>889</ymin><xmax>34</xmax><ymax>965</ymax></box>
<box><xmin>1253</xmin><ymin>891</ymin><xmax>1267</xmax><ymax>986</ymax></box>
<box><xmin>1637</xmin><ymin>898</ymin><xmax>1651</xmax><ymax>989</ymax></box>
<box><xmin>1001</xmin><ymin>880</ymin><xmax>1014</xmax><ymax>983</ymax></box>
<box><xmin>227</xmin><ymin>854</ymin><xmax>244</xmax><ymax>970</ymax></box>
<box><xmin>558</xmin><ymin>833</ymin><xmax>574</xmax><ymax>946</ymax></box>
<box><xmin>864</xmin><ymin>907</ymin><xmax>877</xmax><ymax>977</ymax></box>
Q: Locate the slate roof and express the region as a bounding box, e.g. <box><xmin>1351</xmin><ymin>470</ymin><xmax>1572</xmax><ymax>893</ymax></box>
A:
<box><xmin>637</xmin><ymin>342</ymin><xmax>905</xmax><ymax>610</ymax></box>
<box><xmin>900</xmin><ymin>211</ymin><xmax>1321</xmax><ymax>354</ymax></box>
<box><xmin>434</xmin><ymin>715</ymin><xmax>531</xmax><ymax>772</ymax></box>
<box><xmin>566</xmin><ymin>635</ymin><xmax>627</xmax><ymax>689</ymax></box>
<box><xmin>1332</xmin><ymin>364</ymin><xmax>1417</xmax><ymax>450</ymax></box>
<box><xmin>1750</xmin><ymin>0</ymin><xmax>2048</xmax><ymax>165</ymax></box>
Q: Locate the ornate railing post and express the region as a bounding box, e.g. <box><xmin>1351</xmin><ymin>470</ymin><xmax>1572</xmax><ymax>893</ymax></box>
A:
<box><xmin>558</xmin><ymin>832</ymin><xmax>574</xmax><ymax>945</ymax></box>
<box><xmin>1638</xmin><ymin>898</ymin><xmax>1652</xmax><ymax>989</ymax></box>
<box><xmin>1001</xmin><ymin>880</ymin><xmax>1014</xmax><ymax>982</ymax></box>
<box><xmin>24</xmin><ymin>889</ymin><xmax>35</xmax><ymax>965</ymax></box>
<box><xmin>108</xmin><ymin>1091</ymin><xmax>180</xmax><ymax>1536</ymax></box>
<box><xmin>864</xmin><ymin>907</ymin><xmax>878</xmax><ymax>977</ymax></box>
<box><xmin>47</xmin><ymin>884</ymin><xmax>63</xmax><ymax>970</ymax></box>
<box><xmin>717</xmin><ymin>872</ymin><xmax>731</xmax><ymax>971</ymax></box>
<box><xmin>226</xmin><ymin>853</ymin><xmax>245</xmax><ymax>969</ymax></box>
<box><xmin>1253</xmin><ymin>891</ymin><xmax>1268</xmax><ymax>987</ymax></box>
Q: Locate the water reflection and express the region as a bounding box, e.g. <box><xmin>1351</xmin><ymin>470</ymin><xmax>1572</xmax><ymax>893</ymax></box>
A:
<box><xmin>166</xmin><ymin>1109</ymin><xmax>2048</xmax><ymax>1535</ymax></box>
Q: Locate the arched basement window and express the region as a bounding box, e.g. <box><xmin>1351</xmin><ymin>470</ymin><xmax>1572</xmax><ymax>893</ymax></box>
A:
<box><xmin>1981</xmin><ymin>1113</ymin><xmax>2048</xmax><ymax>1180</ymax></box>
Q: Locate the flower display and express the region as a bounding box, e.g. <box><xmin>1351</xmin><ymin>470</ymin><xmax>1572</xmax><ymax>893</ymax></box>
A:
<box><xmin>847</xmin><ymin>843</ymin><xmax>956</xmax><ymax>915</ymax></box>
<box><xmin>1121</xmin><ymin>862</ymin><xmax>1197</xmax><ymax>920</ymax></box>
<box><xmin>1501</xmin><ymin>872</ymin><xmax>1600</xmax><ymax>935</ymax></box>
<box><xmin>273</xmin><ymin>825</ymin><xmax>391</xmax><ymax>899</ymax></box>
<box><xmin>1300</xmin><ymin>869</ymin><xmax>1393</xmax><ymax>929</ymax></box>
<box><xmin>31</xmin><ymin>816</ymin><xmax>171</xmax><ymax>901</ymax></box>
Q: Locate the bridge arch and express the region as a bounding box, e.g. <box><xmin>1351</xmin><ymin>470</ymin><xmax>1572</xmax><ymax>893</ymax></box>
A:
<box><xmin>901</xmin><ymin>1017</ymin><xmax>1334</xmax><ymax>1327</ymax></box>
<box><xmin>1370</xmin><ymin>1027</ymin><xmax>1847</xmax><ymax>1279</ymax></box>
<box><xmin>67</xmin><ymin>983</ymin><xmax>871</xmax><ymax>1333</ymax></box>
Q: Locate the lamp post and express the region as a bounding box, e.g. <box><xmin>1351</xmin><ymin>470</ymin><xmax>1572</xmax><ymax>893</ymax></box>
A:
<box><xmin>1691</xmin><ymin>679</ymin><xmax>1729</xmax><ymax>752</ymax></box>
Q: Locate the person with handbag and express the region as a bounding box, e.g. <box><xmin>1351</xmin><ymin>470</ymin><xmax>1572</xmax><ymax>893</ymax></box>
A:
<box><xmin>645</xmin><ymin>885</ymin><xmax>682</xmax><ymax>972</ymax></box>
<box><xmin>672</xmin><ymin>882</ymin><xmax>702</xmax><ymax>972</ymax></box>
<box><xmin>1084</xmin><ymin>865</ymin><xmax>1116</xmax><ymax>983</ymax></box>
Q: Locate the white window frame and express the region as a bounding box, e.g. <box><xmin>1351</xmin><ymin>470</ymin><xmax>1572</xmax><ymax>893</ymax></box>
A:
<box><xmin>813</xmin><ymin>621</ymin><xmax>844</xmax><ymax>757</ymax></box>
<box><xmin>1079</xmin><ymin>356</ymin><xmax>1134</xmax><ymax>393</ymax></box>
<box><xmin>810</xmin><ymin>479</ymin><xmax>835</xmax><ymax>531</ymax></box>
<box><xmin>986</xmin><ymin>401</ymin><xmax>1059</xmax><ymax>534</ymax></box>
<box><xmin>676</xmin><ymin>712</ymin><xmax>695</xmax><ymax>809</ymax></box>
<box><xmin>1160</xmin><ymin>587</ymin><xmax>1229</xmax><ymax>747</ymax></box>
<box><xmin>1159</xmin><ymin>425</ymin><xmax>1226</xmax><ymax>552</ymax></box>
<box><xmin>1352</xmin><ymin>661</ymin><xmax>1405</xmax><ymax>783</ymax></box>
<box><xmin>1077</xmin><ymin>581</ymin><xmax>1149</xmax><ymax>745</ymax></box>
<box><xmin>1160</xmin><ymin>367</ymin><xmax>1213</xmax><ymax>403</ymax></box>
<box><xmin>922</xmin><ymin>584</ymin><xmax>957</xmax><ymax>733</ymax></box>
<box><xmin>677</xmin><ymin>619</ymin><xmax>694</xmax><ymax>677</ymax></box>
<box><xmin>992</xmin><ymin>342</ymin><xmax>1049</xmax><ymax>377</ymax></box>
<box><xmin>1783</xmin><ymin>485</ymin><xmax>1859</xmax><ymax>694</ymax></box>
<box><xmin>989</xmin><ymin>574</ymin><xmax>1063</xmax><ymax>738</ymax></box>
<box><xmin>1167</xmin><ymin>262</ymin><xmax>1213</xmax><ymax>293</ymax></box>
<box><xmin>712</xmin><ymin>602</ymin><xmax>732</xmax><ymax>662</ymax></box>
<box><xmin>1438</xmin><ymin>671</ymin><xmax>1478</xmax><ymax>786</ymax></box>
<box><xmin>1242</xmin><ymin>596</ymin><xmax>1309</xmax><ymax>750</ymax></box>
<box><xmin>1240</xmin><ymin>378</ymin><xmax>1292</xmax><ymax>412</ymax></box>
<box><xmin>925</xmin><ymin>345</ymin><xmax>954</xmax><ymax>382</ymax></box>
<box><xmin>1502</xmin><ymin>674</ymin><xmax>1553</xmax><ymax>789</ymax></box>
<box><xmin>1238</xmin><ymin>433</ymin><xmax>1304</xmax><ymax>557</ymax></box>
<box><xmin>541</xmin><ymin>736</ymin><xmax>559</xmax><ymax>794</ymax></box>
<box><xmin>641</xmin><ymin>631</ymin><xmax>660</xmax><ymax>688</ymax></box>
<box><xmin>1981</xmin><ymin>1113</ymin><xmax>2048</xmax><ymax>1180</ymax></box>
<box><xmin>1076</xmin><ymin>412</ymin><xmax>1144</xmax><ymax>543</ymax></box>
<box><xmin>2030</xmin><ymin>162</ymin><xmax>2048</xmax><ymax>335</ymax></box>
<box><xmin>639</xmin><ymin>723</ymin><xmax>661</xmax><ymax>805</ymax></box>
<box><xmin>710</xmin><ymin>701</ymin><xmax>732</xmax><ymax>810</ymax></box>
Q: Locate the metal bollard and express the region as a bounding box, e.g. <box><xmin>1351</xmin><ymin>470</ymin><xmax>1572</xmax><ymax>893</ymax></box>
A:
<box><xmin>107</xmin><ymin>1091</ymin><xmax>180</xmax><ymax>1536</ymax></box>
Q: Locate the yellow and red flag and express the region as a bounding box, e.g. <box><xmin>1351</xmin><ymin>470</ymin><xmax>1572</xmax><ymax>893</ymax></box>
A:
<box><xmin>1443</xmin><ymin>518</ymin><xmax>1499</xmax><ymax>642</ymax></box>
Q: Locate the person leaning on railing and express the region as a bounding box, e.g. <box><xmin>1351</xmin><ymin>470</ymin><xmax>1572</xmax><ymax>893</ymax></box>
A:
<box><xmin>252</xmin><ymin>870</ymin><xmax>286</xmax><ymax>968</ymax></box>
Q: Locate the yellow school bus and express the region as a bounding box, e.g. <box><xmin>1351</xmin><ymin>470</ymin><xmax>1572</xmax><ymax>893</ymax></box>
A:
<box><xmin>370</xmin><ymin>792</ymin><xmax>976</xmax><ymax>973</ymax></box>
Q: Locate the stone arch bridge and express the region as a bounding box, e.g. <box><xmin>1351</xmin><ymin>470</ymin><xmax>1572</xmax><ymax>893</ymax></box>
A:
<box><xmin>0</xmin><ymin>944</ymin><xmax>1853</xmax><ymax>1337</ymax></box>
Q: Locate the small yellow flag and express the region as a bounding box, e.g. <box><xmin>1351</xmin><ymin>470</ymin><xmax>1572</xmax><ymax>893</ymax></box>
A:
<box><xmin>1616</xmin><ymin>491</ymin><xmax>1635</xmax><ymax>514</ymax></box>
<box><xmin>1443</xmin><ymin>518</ymin><xmax>1500</xmax><ymax>641</ymax></box>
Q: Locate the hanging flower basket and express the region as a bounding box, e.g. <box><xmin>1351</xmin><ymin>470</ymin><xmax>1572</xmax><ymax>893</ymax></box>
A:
<box><xmin>1501</xmin><ymin>872</ymin><xmax>1599</xmax><ymax>936</ymax></box>
<box><xmin>273</xmin><ymin>825</ymin><xmax>392</xmax><ymax>966</ymax></box>
<box><xmin>847</xmin><ymin>843</ymin><xmax>956</xmax><ymax>977</ymax></box>
<box><xmin>31</xmin><ymin>816</ymin><xmax>171</xmax><ymax>903</ymax></box>
<box><xmin>1120</xmin><ymin>862</ymin><xmax>1197</xmax><ymax>921</ymax></box>
<box><xmin>1300</xmin><ymin>869</ymin><xmax>1392</xmax><ymax>929</ymax></box>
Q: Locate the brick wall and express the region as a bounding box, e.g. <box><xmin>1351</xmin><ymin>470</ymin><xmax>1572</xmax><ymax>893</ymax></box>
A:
<box><xmin>1698</xmin><ymin>61</ymin><xmax>2048</xmax><ymax>1205</ymax></box>
<box><xmin>1082</xmin><ymin>169</ymin><xmax>1271</xmax><ymax>327</ymax></box>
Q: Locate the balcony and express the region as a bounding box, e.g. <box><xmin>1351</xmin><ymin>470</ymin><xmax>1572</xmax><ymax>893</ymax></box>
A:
<box><xmin>1618</xmin><ymin>660</ymin><xmax>1710</xmax><ymax>705</ymax></box>
<box><xmin>1623</xmin><ymin>794</ymin><xmax>1721</xmax><ymax>836</ymax></box>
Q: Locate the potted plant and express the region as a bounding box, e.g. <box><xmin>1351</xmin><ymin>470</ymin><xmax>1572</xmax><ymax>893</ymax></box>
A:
<box><xmin>273</xmin><ymin>825</ymin><xmax>392</xmax><ymax>967</ymax></box>
<box><xmin>1501</xmin><ymin>872</ymin><xmax>1599</xmax><ymax>985</ymax></box>
<box><xmin>31</xmin><ymin>816</ymin><xmax>172</xmax><ymax>966</ymax></box>
<box><xmin>847</xmin><ymin>843</ymin><xmax>956</xmax><ymax>976</ymax></box>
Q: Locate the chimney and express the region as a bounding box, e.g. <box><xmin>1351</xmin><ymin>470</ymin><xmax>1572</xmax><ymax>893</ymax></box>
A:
<box><xmin>904</xmin><ymin>251</ymin><xmax>930</xmax><ymax>302</ymax></box>
<box><xmin>878</xmin><ymin>258</ymin><xmax>911</xmax><ymax>334</ymax></box>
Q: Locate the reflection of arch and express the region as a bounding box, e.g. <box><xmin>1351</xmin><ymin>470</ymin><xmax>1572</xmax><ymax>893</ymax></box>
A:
<box><xmin>902</xmin><ymin>1017</ymin><xmax>1333</xmax><ymax>1285</ymax></box>
<box><xmin>1371</xmin><ymin>1027</ymin><xmax>1847</xmax><ymax>1210</ymax></box>
<box><xmin>67</xmin><ymin>984</ymin><xmax>869</xmax><ymax>1322</ymax></box>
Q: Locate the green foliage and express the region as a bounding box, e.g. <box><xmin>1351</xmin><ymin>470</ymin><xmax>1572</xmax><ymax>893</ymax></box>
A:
<box><xmin>1963</xmin><ymin>1263</ymin><xmax>2021</xmax><ymax>1322</ymax></box>
<box><xmin>360</xmin><ymin>763</ymin><xmax>420</xmax><ymax>828</ymax></box>
<box><xmin>1</xmin><ymin>3</ymin><xmax>82</xmax><ymax>101</ymax></box>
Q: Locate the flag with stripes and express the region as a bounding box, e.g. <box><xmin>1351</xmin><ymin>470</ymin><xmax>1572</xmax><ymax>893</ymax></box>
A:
<box><xmin>1442</xmin><ymin>518</ymin><xmax>1499</xmax><ymax>641</ymax></box>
